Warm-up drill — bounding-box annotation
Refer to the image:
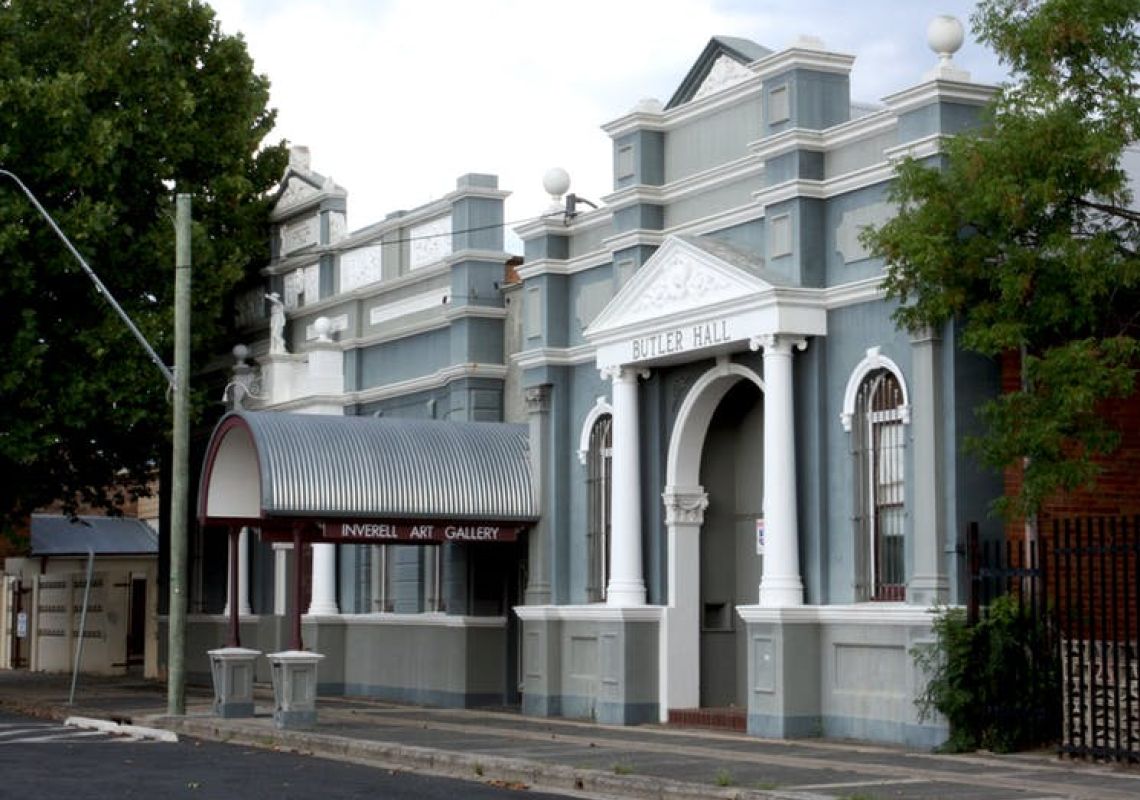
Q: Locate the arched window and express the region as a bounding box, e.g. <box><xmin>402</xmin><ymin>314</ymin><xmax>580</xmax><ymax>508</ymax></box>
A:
<box><xmin>852</xmin><ymin>369</ymin><xmax>907</xmax><ymax>601</ymax></box>
<box><xmin>586</xmin><ymin>414</ymin><xmax>613</xmax><ymax>602</ymax></box>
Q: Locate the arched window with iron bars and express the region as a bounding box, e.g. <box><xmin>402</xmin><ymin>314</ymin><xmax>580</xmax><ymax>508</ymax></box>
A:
<box><xmin>586</xmin><ymin>414</ymin><xmax>612</xmax><ymax>602</ymax></box>
<box><xmin>852</xmin><ymin>369</ymin><xmax>907</xmax><ymax>601</ymax></box>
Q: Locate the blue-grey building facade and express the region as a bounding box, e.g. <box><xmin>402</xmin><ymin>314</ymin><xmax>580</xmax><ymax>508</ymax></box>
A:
<box><xmin>188</xmin><ymin>25</ymin><xmax>1004</xmax><ymax>748</ymax></box>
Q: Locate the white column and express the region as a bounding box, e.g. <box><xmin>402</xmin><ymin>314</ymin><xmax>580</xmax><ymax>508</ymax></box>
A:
<box><xmin>605</xmin><ymin>365</ymin><xmax>648</xmax><ymax>606</ymax></box>
<box><xmin>273</xmin><ymin>543</ymin><xmax>289</xmax><ymax>616</ymax></box>
<box><xmin>752</xmin><ymin>334</ymin><xmax>806</xmax><ymax>607</ymax></box>
<box><xmin>307</xmin><ymin>543</ymin><xmax>338</xmax><ymax>615</ymax></box>
<box><xmin>660</xmin><ymin>486</ymin><xmax>708</xmax><ymax>718</ymax></box>
<box><xmin>224</xmin><ymin>526</ymin><xmax>252</xmax><ymax>616</ymax></box>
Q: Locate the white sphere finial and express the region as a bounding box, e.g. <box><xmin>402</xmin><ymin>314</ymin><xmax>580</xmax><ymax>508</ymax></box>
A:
<box><xmin>232</xmin><ymin>343</ymin><xmax>249</xmax><ymax>363</ymax></box>
<box><xmin>631</xmin><ymin>97</ymin><xmax>663</xmax><ymax>114</ymax></box>
<box><xmin>543</xmin><ymin>167</ymin><xmax>571</xmax><ymax>202</ymax></box>
<box><xmin>313</xmin><ymin>316</ymin><xmax>332</xmax><ymax>342</ymax></box>
<box><xmin>927</xmin><ymin>15</ymin><xmax>964</xmax><ymax>64</ymax></box>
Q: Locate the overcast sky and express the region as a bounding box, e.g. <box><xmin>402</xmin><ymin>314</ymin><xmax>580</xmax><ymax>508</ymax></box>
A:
<box><xmin>208</xmin><ymin>1</ymin><xmax>1008</xmax><ymax>245</ymax></box>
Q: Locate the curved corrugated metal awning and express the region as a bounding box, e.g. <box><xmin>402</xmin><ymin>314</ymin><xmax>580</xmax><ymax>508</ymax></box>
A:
<box><xmin>198</xmin><ymin>411</ymin><xmax>537</xmax><ymax>528</ymax></box>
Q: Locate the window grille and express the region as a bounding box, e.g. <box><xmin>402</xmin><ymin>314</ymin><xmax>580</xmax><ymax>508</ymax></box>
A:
<box><xmin>852</xmin><ymin>369</ymin><xmax>906</xmax><ymax>601</ymax></box>
<box><xmin>586</xmin><ymin>414</ymin><xmax>613</xmax><ymax>602</ymax></box>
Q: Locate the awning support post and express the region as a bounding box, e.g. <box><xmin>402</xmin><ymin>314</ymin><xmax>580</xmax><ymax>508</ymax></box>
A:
<box><xmin>291</xmin><ymin>528</ymin><xmax>303</xmax><ymax>651</ymax></box>
<box><xmin>227</xmin><ymin>526</ymin><xmax>241</xmax><ymax>648</ymax></box>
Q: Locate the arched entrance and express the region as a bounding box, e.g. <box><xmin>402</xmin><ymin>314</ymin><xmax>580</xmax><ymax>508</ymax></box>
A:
<box><xmin>660</xmin><ymin>358</ymin><xmax>764</xmax><ymax>717</ymax></box>
<box><xmin>699</xmin><ymin>379</ymin><xmax>763</xmax><ymax>706</ymax></box>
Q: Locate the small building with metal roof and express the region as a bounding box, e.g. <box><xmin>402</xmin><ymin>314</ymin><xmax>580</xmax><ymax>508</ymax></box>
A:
<box><xmin>3</xmin><ymin>514</ymin><xmax>159</xmax><ymax>678</ymax></box>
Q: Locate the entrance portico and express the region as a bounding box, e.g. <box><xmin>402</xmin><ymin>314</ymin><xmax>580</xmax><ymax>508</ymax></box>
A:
<box><xmin>584</xmin><ymin>235</ymin><xmax>826</xmax><ymax>718</ymax></box>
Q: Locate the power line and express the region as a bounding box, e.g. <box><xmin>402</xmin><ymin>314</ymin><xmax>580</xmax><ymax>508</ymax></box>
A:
<box><xmin>347</xmin><ymin>209</ymin><xmax>567</xmax><ymax>247</ymax></box>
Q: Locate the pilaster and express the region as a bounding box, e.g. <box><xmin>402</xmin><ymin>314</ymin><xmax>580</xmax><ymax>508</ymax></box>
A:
<box><xmin>524</xmin><ymin>384</ymin><xmax>553</xmax><ymax>605</ymax></box>
<box><xmin>908</xmin><ymin>326</ymin><xmax>949</xmax><ymax>605</ymax></box>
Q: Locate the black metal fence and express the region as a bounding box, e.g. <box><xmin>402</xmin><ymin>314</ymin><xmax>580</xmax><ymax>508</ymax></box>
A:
<box><xmin>965</xmin><ymin>523</ymin><xmax>1059</xmax><ymax>750</ymax></box>
<box><xmin>967</xmin><ymin>516</ymin><xmax>1140</xmax><ymax>761</ymax></box>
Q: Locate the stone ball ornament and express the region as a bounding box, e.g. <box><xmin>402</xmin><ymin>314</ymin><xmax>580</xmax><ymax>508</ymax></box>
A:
<box><xmin>927</xmin><ymin>14</ymin><xmax>964</xmax><ymax>62</ymax></box>
<box><xmin>542</xmin><ymin>167</ymin><xmax>571</xmax><ymax>202</ymax></box>
<box><xmin>313</xmin><ymin>316</ymin><xmax>332</xmax><ymax>341</ymax></box>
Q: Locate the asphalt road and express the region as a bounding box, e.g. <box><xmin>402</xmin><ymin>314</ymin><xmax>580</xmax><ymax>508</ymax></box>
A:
<box><xmin>0</xmin><ymin>711</ymin><xmax>578</xmax><ymax>800</ymax></box>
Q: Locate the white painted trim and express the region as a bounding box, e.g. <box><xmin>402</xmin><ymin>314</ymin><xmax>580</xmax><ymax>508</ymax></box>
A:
<box><xmin>747</xmin><ymin>114</ymin><xmax>897</xmax><ymax>162</ymax></box>
<box><xmin>576</xmin><ymin>397</ymin><xmax>613</xmax><ymax>465</ymax></box>
<box><xmin>884</xmin><ymin>133</ymin><xmax>953</xmax><ymax>163</ymax></box>
<box><xmin>737</xmin><ymin>603</ymin><xmax>942</xmax><ymax>626</ymax></box>
<box><xmin>659</xmin><ymin>359</ymin><xmax>765</xmax><ymax>717</ymax></box>
<box><xmin>602</xmin><ymin>156</ymin><xmax>766</xmax><ymax>210</ymax></box>
<box><xmin>602</xmin><ymin>76</ymin><xmax>762</xmax><ymax>137</ymax></box>
<box><xmin>443</xmin><ymin>248</ymin><xmax>515</xmax><ymax>267</ymax></box>
<box><xmin>513</xmin><ymin>604</ymin><xmax>663</xmax><ymax>622</ymax></box>
<box><xmin>822</xmin><ymin>276</ymin><xmax>886</xmax><ymax>309</ymax></box>
<box><xmin>882</xmin><ymin>79</ymin><xmax>997</xmax><ymax>115</ymax></box>
<box><xmin>666</xmin><ymin>359</ymin><xmax>764</xmax><ymax>496</ymax></box>
<box><xmin>515</xmin><ymin>251</ymin><xmax>613</xmax><ymax>280</ymax></box>
<box><xmin>511</xmin><ymin>344</ymin><xmax>597</xmax><ymax>369</ymax></box>
<box><xmin>839</xmin><ymin>346</ymin><xmax>912</xmax><ymax>431</ymax></box>
<box><xmin>598</xmin><ymin>229</ymin><xmax>667</xmax><ymax>255</ymax></box>
<box><xmin>443</xmin><ymin>304</ymin><xmax>508</xmax><ymax>322</ymax></box>
<box><xmin>750</xmin><ymin>47</ymin><xmax>855</xmax><ymax>81</ymax></box>
<box><xmin>369</xmin><ymin>287</ymin><xmax>451</xmax><ymax>326</ymax></box>
<box><xmin>322</xmin><ymin>613</ymin><xmax>507</xmax><ymax>628</ymax></box>
<box><xmin>346</xmin><ymin>363</ymin><xmax>508</xmax><ymax>406</ymax></box>
<box><xmin>338</xmin><ymin>318</ymin><xmax>451</xmax><ymax>350</ymax></box>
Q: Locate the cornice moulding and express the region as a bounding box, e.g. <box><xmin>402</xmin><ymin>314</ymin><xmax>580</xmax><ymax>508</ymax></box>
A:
<box><xmin>750</xmin><ymin>48</ymin><xmax>856</xmax><ymax>80</ymax></box>
<box><xmin>602</xmin><ymin>75</ymin><xmax>763</xmax><ymax>136</ymax></box>
<box><xmin>347</xmin><ymin>363</ymin><xmax>508</xmax><ymax>406</ymax></box>
<box><xmin>882</xmin><ymin>79</ymin><xmax>997</xmax><ymax>114</ymax></box>
<box><xmin>512</xmin><ymin>344</ymin><xmax>596</xmax><ymax>369</ymax></box>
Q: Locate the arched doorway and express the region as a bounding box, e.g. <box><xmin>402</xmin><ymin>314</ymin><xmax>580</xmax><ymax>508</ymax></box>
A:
<box><xmin>698</xmin><ymin>379</ymin><xmax>763</xmax><ymax>707</ymax></box>
<box><xmin>661</xmin><ymin>359</ymin><xmax>764</xmax><ymax>717</ymax></box>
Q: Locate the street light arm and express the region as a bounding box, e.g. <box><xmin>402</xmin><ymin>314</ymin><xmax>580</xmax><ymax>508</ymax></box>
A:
<box><xmin>0</xmin><ymin>168</ymin><xmax>175</xmax><ymax>388</ymax></box>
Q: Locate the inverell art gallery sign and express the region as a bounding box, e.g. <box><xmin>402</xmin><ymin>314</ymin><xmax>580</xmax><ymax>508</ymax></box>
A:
<box><xmin>330</xmin><ymin>521</ymin><xmax>519</xmax><ymax>543</ymax></box>
<box><xmin>256</xmin><ymin>520</ymin><xmax>523</xmax><ymax>544</ymax></box>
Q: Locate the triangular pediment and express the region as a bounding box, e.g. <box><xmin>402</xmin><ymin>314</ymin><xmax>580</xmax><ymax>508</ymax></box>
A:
<box><xmin>274</xmin><ymin>173</ymin><xmax>323</xmax><ymax>212</ymax></box>
<box><xmin>271</xmin><ymin>147</ymin><xmax>347</xmax><ymax>222</ymax></box>
<box><xmin>666</xmin><ymin>36</ymin><xmax>772</xmax><ymax>109</ymax></box>
<box><xmin>586</xmin><ymin>235</ymin><xmax>773</xmax><ymax>339</ymax></box>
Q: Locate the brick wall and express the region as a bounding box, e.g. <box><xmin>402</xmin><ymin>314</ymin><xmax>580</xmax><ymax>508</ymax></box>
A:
<box><xmin>1001</xmin><ymin>351</ymin><xmax>1140</xmax><ymax>541</ymax></box>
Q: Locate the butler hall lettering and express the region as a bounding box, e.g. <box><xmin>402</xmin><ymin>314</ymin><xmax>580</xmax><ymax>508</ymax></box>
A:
<box><xmin>630</xmin><ymin>319</ymin><xmax>732</xmax><ymax>362</ymax></box>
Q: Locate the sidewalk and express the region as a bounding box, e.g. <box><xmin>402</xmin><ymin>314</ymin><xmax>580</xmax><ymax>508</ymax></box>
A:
<box><xmin>1</xmin><ymin>671</ymin><xmax>1137</xmax><ymax>800</ymax></box>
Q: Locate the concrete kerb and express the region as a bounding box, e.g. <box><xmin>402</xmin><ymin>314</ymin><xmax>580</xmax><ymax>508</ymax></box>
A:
<box><xmin>151</xmin><ymin>714</ymin><xmax>815</xmax><ymax>800</ymax></box>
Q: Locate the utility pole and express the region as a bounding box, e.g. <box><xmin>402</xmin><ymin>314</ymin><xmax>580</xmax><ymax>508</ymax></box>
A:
<box><xmin>167</xmin><ymin>194</ymin><xmax>191</xmax><ymax>715</ymax></box>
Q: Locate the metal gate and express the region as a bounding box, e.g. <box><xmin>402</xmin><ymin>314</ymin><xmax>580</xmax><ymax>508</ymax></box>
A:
<box><xmin>967</xmin><ymin>516</ymin><xmax>1140</xmax><ymax>760</ymax></box>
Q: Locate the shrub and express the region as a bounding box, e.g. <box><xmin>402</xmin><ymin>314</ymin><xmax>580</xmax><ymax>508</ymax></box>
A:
<box><xmin>913</xmin><ymin>595</ymin><xmax>1060</xmax><ymax>752</ymax></box>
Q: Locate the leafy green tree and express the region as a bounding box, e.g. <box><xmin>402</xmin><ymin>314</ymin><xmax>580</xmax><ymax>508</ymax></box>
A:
<box><xmin>0</xmin><ymin>0</ymin><xmax>287</xmax><ymax>534</ymax></box>
<box><xmin>865</xmin><ymin>0</ymin><xmax>1140</xmax><ymax>517</ymax></box>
